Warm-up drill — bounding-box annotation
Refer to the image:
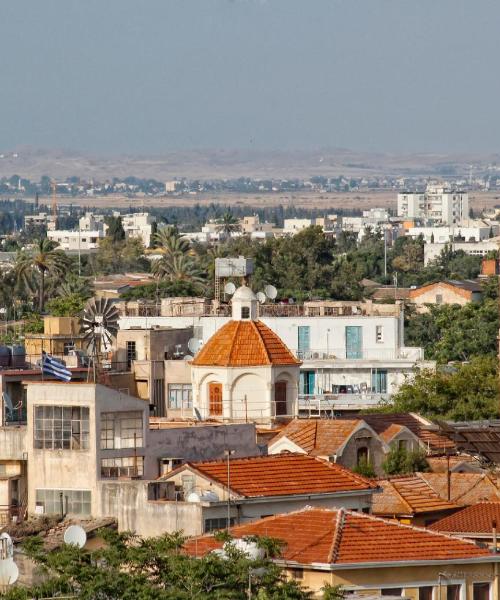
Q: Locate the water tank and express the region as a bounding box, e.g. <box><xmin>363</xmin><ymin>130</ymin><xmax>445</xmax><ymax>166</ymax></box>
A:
<box><xmin>186</xmin><ymin>492</ymin><xmax>201</xmax><ymax>503</ymax></box>
<box><xmin>224</xmin><ymin>539</ymin><xmax>264</xmax><ymax>560</ymax></box>
<box><xmin>8</xmin><ymin>345</ymin><xmax>25</xmax><ymax>369</ymax></box>
<box><xmin>0</xmin><ymin>347</ymin><xmax>10</xmax><ymax>368</ymax></box>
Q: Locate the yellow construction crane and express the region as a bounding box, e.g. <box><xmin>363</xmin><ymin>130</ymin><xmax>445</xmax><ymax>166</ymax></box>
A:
<box><xmin>51</xmin><ymin>180</ymin><xmax>57</xmax><ymax>218</ymax></box>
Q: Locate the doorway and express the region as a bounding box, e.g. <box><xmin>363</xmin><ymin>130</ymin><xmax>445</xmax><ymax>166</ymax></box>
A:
<box><xmin>275</xmin><ymin>381</ymin><xmax>287</xmax><ymax>416</ymax></box>
<box><xmin>209</xmin><ymin>383</ymin><xmax>223</xmax><ymax>416</ymax></box>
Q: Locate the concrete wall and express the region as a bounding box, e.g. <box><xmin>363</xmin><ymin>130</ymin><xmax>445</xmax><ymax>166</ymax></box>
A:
<box><xmin>145</xmin><ymin>423</ymin><xmax>260</xmax><ymax>478</ymax></box>
<box><xmin>99</xmin><ymin>480</ymin><xmax>203</xmax><ymax>537</ymax></box>
<box><xmin>0</xmin><ymin>427</ymin><xmax>27</xmax><ymax>459</ymax></box>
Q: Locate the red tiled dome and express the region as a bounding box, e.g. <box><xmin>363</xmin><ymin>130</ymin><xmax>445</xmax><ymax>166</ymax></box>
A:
<box><xmin>191</xmin><ymin>320</ymin><xmax>301</xmax><ymax>367</ymax></box>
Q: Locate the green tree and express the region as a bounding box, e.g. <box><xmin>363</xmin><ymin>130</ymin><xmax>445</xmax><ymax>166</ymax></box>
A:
<box><xmin>46</xmin><ymin>294</ymin><xmax>86</xmax><ymax>317</ymax></box>
<box><xmin>352</xmin><ymin>456</ymin><xmax>376</xmax><ymax>478</ymax></box>
<box><xmin>382</xmin><ymin>445</ymin><xmax>429</xmax><ymax>476</ymax></box>
<box><xmin>8</xmin><ymin>529</ymin><xmax>315</xmax><ymax>600</ymax></box>
<box><xmin>379</xmin><ymin>356</ymin><xmax>499</xmax><ymax>421</ymax></box>
<box><xmin>105</xmin><ymin>216</ymin><xmax>126</xmax><ymax>242</ymax></box>
<box><xmin>15</xmin><ymin>239</ymin><xmax>71</xmax><ymax>312</ymax></box>
<box><xmin>216</xmin><ymin>211</ymin><xmax>242</xmax><ymax>235</ymax></box>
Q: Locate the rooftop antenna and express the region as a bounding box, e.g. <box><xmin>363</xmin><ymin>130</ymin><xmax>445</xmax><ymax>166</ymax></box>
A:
<box><xmin>51</xmin><ymin>180</ymin><xmax>57</xmax><ymax>219</ymax></box>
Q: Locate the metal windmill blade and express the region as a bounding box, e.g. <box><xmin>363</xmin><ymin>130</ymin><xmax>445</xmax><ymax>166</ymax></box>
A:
<box><xmin>81</xmin><ymin>298</ymin><xmax>120</xmax><ymax>354</ymax></box>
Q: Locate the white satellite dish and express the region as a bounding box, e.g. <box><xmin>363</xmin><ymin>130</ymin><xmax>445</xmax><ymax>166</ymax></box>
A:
<box><xmin>0</xmin><ymin>533</ymin><xmax>13</xmax><ymax>560</ymax></box>
<box><xmin>187</xmin><ymin>338</ymin><xmax>202</xmax><ymax>354</ymax></box>
<box><xmin>0</xmin><ymin>559</ymin><xmax>18</xmax><ymax>585</ymax></box>
<box><xmin>256</xmin><ymin>291</ymin><xmax>266</xmax><ymax>304</ymax></box>
<box><xmin>224</xmin><ymin>282</ymin><xmax>236</xmax><ymax>295</ymax></box>
<box><xmin>264</xmin><ymin>284</ymin><xmax>277</xmax><ymax>300</ymax></box>
<box><xmin>183</xmin><ymin>354</ymin><xmax>194</xmax><ymax>360</ymax></box>
<box><xmin>64</xmin><ymin>525</ymin><xmax>87</xmax><ymax>548</ymax></box>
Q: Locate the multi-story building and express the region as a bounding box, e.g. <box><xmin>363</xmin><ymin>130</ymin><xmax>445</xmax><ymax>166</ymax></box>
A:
<box><xmin>119</xmin><ymin>212</ymin><xmax>155</xmax><ymax>247</ymax></box>
<box><xmin>398</xmin><ymin>185</ymin><xmax>469</xmax><ymax>224</ymax></box>
<box><xmin>117</xmin><ymin>295</ymin><xmax>431</xmax><ymax>415</ymax></box>
<box><xmin>407</xmin><ymin>221</ymin><xmax>497</xmax><ymax>244</ymax></box>
<box><xmin>47</xmin><ymin>228</ymin><xmax>105</xmax><ymax>251</ymax></box>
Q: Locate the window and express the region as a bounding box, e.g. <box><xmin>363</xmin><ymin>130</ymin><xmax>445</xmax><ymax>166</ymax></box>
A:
<box><xmin>473</xmin><ymin>583</ymin><xmax>490</xmax><ymax>600</ymax></box>
<box><xmin>447</xmin><ymin>585</ymin><xmax>461</xmax><ymax>600</ymax></box>
<box><xmin>101</xmin><ymin>456</ymin><xmax>144</xmax><ymax>478</ymax></box>
<box><xmin>35</xmin><ymin>489</ymin><xmax>91</xmax><ymax>516</ymax></box>
<box><xmin>381</xmin><ymin>589</ymin><xmax>402</xmax><ymax>596</ymax></box>
<box><xmin>300</xmin><ymin>371</ymin><xmax>315</xmax><ymax>395</ymax></box>
<box><xmin>34</xmin><ymin>406</ymin><xmax>89</xmax><ymax>450</ymax></box>
<box><xmin>297</xmin><ymin>326</ymin><xmax>310</xmax><ymax>357</ymax></box>
<box><xmin>126</xmin><ymin>341</ymin><xmax>137</xmax><ymax>368</ymax></box>
<box><xmin>204</xmin><ymin>517</ymin><xmax>235</xmax><ymax>532</ymax></box>
<box><xmin>398</xmin><ymin>439</ymin><xmax>408</xmax><ymax>452</ymax></box>
<box><xmin>100</xmin><ymin>411</ymin><xmax>143</xmax><ymax>449</ymax></box>
<box><xmin>289</xmin><ymin>568</ymin><xmax>303</xmax><ymax>580</ymax></box>
<box><xmin>419</xmin><ymin>587</ymin><xmax>433</xmax><ymax>600</ymax></box>
<box><xmin>241</xmin><ymin>306</ymin><xmax>250</xmax><ymax>319</ymax></box>
<box><xmin>345</xmin><ymin>326</ymin><xmax>362</xmax><ymax>359</ymax></box>
<box><xmin>63</xmin><ymin>342</ymin><xmax>75</xmax><ymax>355</ymax></box>
<box><xmin>371</xmin><ymin>369</ymin><xmax>387</xmax><ymax>394</ymax></box>
<box><xmin>168</xmin><ymin>384</ymin><xmax>193</xmax><ymax>410</ymax></box>
<box><xmin>357</xmin><ymin>446</ymin><xmax>369</xmax><ymax>466</ymax></box>
<box><xmin>436</xmin><ymin>294</ymin><xmax>443</xmax><ymax>304</ymax></box>
<box><xmin>376</xmin><ymin>325</ymin><xmax>383</xmax><ymax>343</ymax></box>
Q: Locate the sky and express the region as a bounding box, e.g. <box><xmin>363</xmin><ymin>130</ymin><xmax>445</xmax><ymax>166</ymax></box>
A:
<box><xmin>1</xmin><ymin>0</ymin><xmax>499</xmax><ymax>156</ymax></box>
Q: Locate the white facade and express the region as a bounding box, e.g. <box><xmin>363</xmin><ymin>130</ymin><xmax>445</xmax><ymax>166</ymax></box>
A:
<box><xmin>283</xmin><ymin>218</ymin><xmax>313</xmax><ymax>233</ymax></box>
<box><xmin>398</xmin><ymin>185</ymin><xmax>469</xmax><ymax>224</ymax></box>
<box><xmin>408</xmin><ymin>222</ymin><xmax>497</xmax><ymax>245</ymax></box>
<box><xmin>424</xmin><ymin>238</ymin><xmax>500</xmax><ymax>265</ymax></box>
<box><xmin>48</xmin><ymin>229</ymin><xmax>106</xmax><ymax>251</ymax></box>
<box><xmin>120</xmin><ymin>212</ymin><xmax>155</xmax><ymax>247</ymax></box>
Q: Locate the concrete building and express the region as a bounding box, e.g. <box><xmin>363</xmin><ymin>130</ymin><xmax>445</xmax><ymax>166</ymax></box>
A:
<box><xmin>24</xmin><ymin>316</ymin><xmax>87</xmax><ymax>367</ymax></box>
<box><xmin>398</xmin><ymin>185</ymin><xmax>469</xmax><ymax>224</ymax></box>
<box><xmin>424</xmin><ymin>238</ymin><xmax>500</xmax><ymax>265</ymax></box>
<box><xmin>47</xmin><ymin>228</ymin><xmax>105</xmax><ymax>251</ymax></box>
<box><xmin>119</xmin><ymin>212</ymin><xmax>155</xmax><ymax>247</ymax></box>
<box><xmin>117</xmin><ymin>298</ymin><xmax>431</xmax><ymax>413</ymax></box>
<box><xmin>154</xmin><ymin>454</ymin><xmax>377</xmax><ymax>532</ymax></box>
<box><xmin>24</xmin><ymin>212</ymin><xmax>57</xmax><ymax>231</ymax></box>
<box><xmin>184</xmin><ymin>507</ymin><xmax>500</xmax><ymax>599</ymax></box>
<box><xmin>408</xmin><ymin>280</ymin><xmax>483</xmax><ymax>311</ymax></box>
<box><xmin>408</xmin><ymin>222</ymin><xmax>497</xmax><ymax>244</ymax></box>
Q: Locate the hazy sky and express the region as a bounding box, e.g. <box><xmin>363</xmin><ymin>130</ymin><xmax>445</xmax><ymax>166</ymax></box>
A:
<box><xmin>1</xmin><ymin>0</ymin><xmax>500</xmax><ymax>155</ymax></box>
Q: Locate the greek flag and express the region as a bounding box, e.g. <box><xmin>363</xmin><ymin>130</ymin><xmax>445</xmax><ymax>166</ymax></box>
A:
<box><xmin>42</xmin><ymin>352</ymin><xmax>72</xmax><ymax>382</ymax></box>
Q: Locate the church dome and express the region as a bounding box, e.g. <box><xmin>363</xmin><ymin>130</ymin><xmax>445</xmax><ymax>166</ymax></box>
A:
<box><xmin>191</xmin><ymin>320</ymin><xmax>301</xmax><ymax>367</ymax></box>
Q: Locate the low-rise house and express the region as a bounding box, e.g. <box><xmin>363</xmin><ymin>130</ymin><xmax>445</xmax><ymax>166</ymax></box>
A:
<box><xmin>373</xmin><ymin>472</ymin><xmax>500</xmax><ymax>526</ymax></box>
<box><xmin>267</xmin><ymin>418</ymin><xmax>390</xmax><ymax>476</ymax></box>
<box><xmin>428</xmin><ymin>502</ymin><xmax>500</xmax><ymax>549</ymax></box>
<box><xmin>408</xmin><ymin>280</ymin><xmax>483</xmax><ymax>311</ymax></box>
<box><xmin>153</xmin><ymin>454</ymin><xmax>378</xmax><ymax>532</ymax></box>
<box><xmin>184</xmin><ymin>507</ymin><xmax>500</xmax><ymax>599</ymax></box>
<box><xmin>24</xmin><ymin>316</ymin><xmax>87</xmax><ymax>367</ymax></box>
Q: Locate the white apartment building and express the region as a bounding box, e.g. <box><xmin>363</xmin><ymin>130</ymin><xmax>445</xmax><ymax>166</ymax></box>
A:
<box><xmin>79</xmin><ymin>212</ymin><xmax>106</xmax><ymax>232</ymax></box>
<box><xmin>119</xmin><ymin>212</ymin><xmax>155</xmax><ymax>247</ymax></box>
<box><xmin>48</xmin><ymin>229</ymin><xmax>106</xmax><ymax>251</ymax></box>
<box><xmin>398</xmin><ymin>185</ymin><xmax>469</xmax><ymax>224</ymax></box>
<box><xmin>118</xmin><ymin>300</ymin><xmax>431</xmax><ymax>413</ymax></box>
<box><xmin>408</xmin><ymin>221</ymin><xmax>498</xmax><ymax>245</ymax></box>
<box><xmin>424</xmin><ymin>238</ymin><xmax>500</xmax><ymax>265</ymax></box>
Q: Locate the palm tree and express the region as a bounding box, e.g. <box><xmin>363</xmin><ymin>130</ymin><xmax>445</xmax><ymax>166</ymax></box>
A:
<box><xmin>152</xmin><ymin>254</ymin><xmax>204</xmax><ymax>288</ymax></box>
<box><xmin>154</xmin><ymin>227</ymin><xmax>191</xmax><ymax>257</ymax></box>
<box><xmin>15</xmin><ymin>239</ymin><xmax>71</xmax><ymax>312</ymax></box>
<box><xmin>216</xmin><ymin>212</ymin><xmax>241</xmax><ymax>236</ymax></box>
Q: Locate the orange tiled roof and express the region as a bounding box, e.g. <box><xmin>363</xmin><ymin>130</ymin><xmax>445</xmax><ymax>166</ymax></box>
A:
<box><xmin>428</xmin><ymin>502</ymin><xmax>500</xmax><ymax>534</ymax></box>
<box><xmin>269</xmin><ymin>419</ymin><xmax>362</xmax><ymax>456</ymax></box>
<box><xmin>184</xmin><ymin>508</ymin><xmax>492</xmax><ymax>565</ymax></box>
<box><xmin>355</xmin><ymin>413</ymin><xmax>455</xmax><ymax>452</ymax></box>
<box><xmin>167</xmin><ymin>454</ymin><xmax>377</xmax><ymax>497</ymax></box>
<box><xmin>419</xmin><ymin>472</ymin><xmax>500</xmax><ymax>505</ymax></box>
<box><xmin>426</xmin><ymin>455</ymin><xmax>482</xmax><ymax>473</ymax></box>
<box><xmin>191</xmin><ymin>320</ymin><xmax>301</xmax><ymax>367</ymax></box>
<box><xmin>373</xmin><ymin>476</ymin><xmax>459</xmax><ymax>517</ymax></box>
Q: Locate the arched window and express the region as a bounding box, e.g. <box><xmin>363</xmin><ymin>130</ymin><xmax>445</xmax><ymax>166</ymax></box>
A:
<box><xmin>357</xmin><ymin>446</ymin><xmax>369</xmax><ymax>466</ymax></box>
<box><xmin>241</xmin><ymin>306</ymin><xmax>250</xmax><ymax>319</ymax></box>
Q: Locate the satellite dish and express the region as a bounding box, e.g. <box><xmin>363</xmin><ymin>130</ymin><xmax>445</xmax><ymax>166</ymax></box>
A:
<box><xmin>256</xmin><ymin>292</ymin><xmax>266</xmax><ymax>304</ymax></box>
<box><xmin>64</xmin><ymin>525</ymin><xmax>87</xmax><ymax>548</ymax></box>
<box><xmin>188</xmin><ymin>338</ymin><xmax>202</xmax><ymax>354</ymax></box>
<box><xmin>264</xmin><ymin>284</ymin><xmax>277</xmax><ymax>300</ymax></box>
<box><xmin>183</xmin><ymin>354</ymin><xmax>194</xmax><ymax>360</ymax></box>
<box><xmin>0</xmin><ymin>533</ymin><xmax>13</xmax><ymax>560</ymax></box>
<box><xmin>224</xmin><ymin>282</ymin><xmax>236</xmax><ymax>295</ymax></box>
<box><xmin>0</xmin><ymin>560</ymin><xmax>18</xmax><ymax>585</ymax></box>
<box><xmin>187</xmin><ymin>492</ymin><xmax>201</xmax><ymax>503</ymax></box>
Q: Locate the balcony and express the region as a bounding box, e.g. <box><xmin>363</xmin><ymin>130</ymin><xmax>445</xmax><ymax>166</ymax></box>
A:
<box><xmin>297</xmin><ymin>347</ymin><xmax>423</xmax><ymax>362</ymax></box>
<box><xmin>298</xmin><ymin>393</ymin><xmax>389</xmax><ymax>415</ymax></box>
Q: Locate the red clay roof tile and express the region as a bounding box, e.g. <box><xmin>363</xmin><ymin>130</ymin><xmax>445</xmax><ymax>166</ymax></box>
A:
<box><xmin>429</xmin><ymin>502</ymin><xmax>500</xmax><ymax>534</ymax></box>
<box><xmin>184</xmin><ymin>508</ymin><xmax>492</xmax><ymax>565</ymax></box>
<box><xmin>191</xmin><ymin>320</ymin><xmax>301</xmax><ymax>367</ymax></box>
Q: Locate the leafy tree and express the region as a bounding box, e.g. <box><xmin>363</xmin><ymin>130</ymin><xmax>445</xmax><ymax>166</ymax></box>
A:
<box><xmin>14</xmin><ymin>239</ymin><xmax>71</xmax><ymax>312</ymax></box>
<box><xmin>7</xmin><ymin>529</ymin><xmax>316</xmax><ymax>600</ymax></box>
<box><xmin>46</xmin><ymin>293</ymin><xmax>87</xmax><ymax>317</ymax></box>
<box><xmin>378</xmin><ymin>356</ymin><xmax>499</xmax><ymax>421</ymax></box>
<box><xmin>90</xmin><ymin>237</ymin><xmax>149</xmax><ymax>275</ymax></box>
<box><xmin>382</xmin><ymin>445</ymin><xmax>429</xmax><ymax>476</ymax></box>
<box><xmin>23</xmin><ymin>313</ymin><xmax>44</xmax><ymax>334</ymax></box>
<box><xmin>105</xmin><ymin>216</ymin><xmax>126</xmax><ymax>242</ymax></box>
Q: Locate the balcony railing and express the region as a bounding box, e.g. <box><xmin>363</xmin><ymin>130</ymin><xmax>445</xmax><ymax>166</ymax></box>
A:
<box><xmin>298</xmin><ymin>393</ymin><xmax>389</xmax><ymax>415</ymax></box>
<box><xmin>297</xmin><ymin>347</ymin><xmax>423</xmax><ymax>361</ymax></box>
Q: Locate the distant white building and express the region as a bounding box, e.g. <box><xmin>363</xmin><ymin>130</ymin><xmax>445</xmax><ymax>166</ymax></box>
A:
<box><xmin>48</xmin><ymin>229</ymin><xmax>105</xmax><ymax>251</ymax></box>
<box><xmin>424</xmin><ymin>237</ymin><xmax>500</xmax><ymax>265</ymax></box>
<box><xmin>24</xmin><ymin>213</ymin><xmax>57</xmax><ymax>232</ymax></box>
<box><xmin>408</xmin><ymin>221</ymin><xmax>497</xmax><ymax>245</ymax></box>
<box><xmin>79</xmin><ymin>212</ymin><xmax>106</xmax><ymax>232</ymax></box>
<box><xmin>120</xmin><ymin>212</ymin><xmax>155</xmax><ymax>247</ymax></box>
<box><xmin>283</xmin><ymin>218</ymin><xmax>313</xmax><ymax>234</ymax></box>
<box><xmin>397</xmin><ymin>185</ymin><xmax>469</xmax><ymax>224</ymax></box>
